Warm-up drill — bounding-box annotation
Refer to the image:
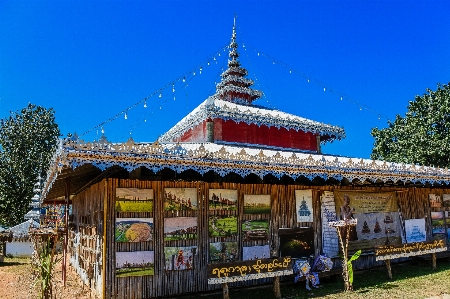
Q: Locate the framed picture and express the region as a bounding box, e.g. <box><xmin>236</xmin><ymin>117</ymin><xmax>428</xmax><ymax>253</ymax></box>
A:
<box><xmin>295</xmin><ymin>189</ymin><xmax>313</xmax><ymax>222</ymax></box>
<box><xmin>242</xmin><ymin>219</ymin><xmax>269</xmax><ymax>241</ymax></box>
<box><xmin>115</xmin><ymin>218</ymin><xmax>153</xmax><ymax>242</ymax></box>
<box><xmin>164</xmin><ymin>217</ymin><xmax>197</xmax><ymax>241</ymax></box>
<box><xmin>243</xmin><ymin>245</ymin><xmax>270</xmax><ymax>261</ymax></box>
<box><xmin>209</xmin><ymin>215</ymin><xmax>238</xmax><ymax>237</ymax></box>
<box><xmin>404</xmin><ymin>219</ymin><xmax>426</xmax><ymax>243</ymax></box>
<box><xmin>209</xmin><ymin>242</ymin><xmax>239</xmax><ymax>263</ymax></box>
<box><xmin>244</xmin><ymin>194</ymin><xmax>271</xmax><ymax>214</ymax></box>
<box><xmin>164</xmin><ymin>188</ymin><xmax>198</xmax><ymax>211</ymax></box>
<box><xmin>209</xmin><ymin>189</ymin><xmax>238</xmax><ymax>210</ymax></box>
<box><xmin>442</xmin><ymin>194</ymin><xmax>450</xmax><ymax>207</ymax></box>
<box><xmin>115</xmin><ymin>188</ymin><xmax>153</xmax><ymax>212</ymax></box>
<box><xmin>164</xmin><ymin>246</ymin><xmax>197</xmax><ymax>270</ymax></box>
<box><xmin>429</xmin><ymin>194</ymin><xmax>442</xmax><ymax>208</ymax></box>
<box><xmin>116</xmin><ymin>251</ymin><xmax>154</xmax><ymax>277</ymax></box>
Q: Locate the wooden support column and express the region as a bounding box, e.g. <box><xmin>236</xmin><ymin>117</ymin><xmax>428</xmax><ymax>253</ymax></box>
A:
<box><xmin>62</xmin><ymin>176</ymin><xmax>71</xmax><ymax>286</ymax></box>
<box><xmin>273</xmin><ymin>276</ymin><xmax>281</xmax><ymax>299</ymax></box>
<box><xmin>316</xmin><ymin>135</ymin><xmax>321</xmax><ymax>154</ymax></box>
<box><xmin>222</xmin><ymin>283</ymin><xmax>229</xmax><ymax>299</ymax></box>
<box><xmin>385</xmin><ymin>259</ymin><xmax>392</xmax><ymax>280</ymax></box>
<box><xmin>431</xmin><ymin>253</ymin><xmax>436</xmax><ymax>270</ymax></box>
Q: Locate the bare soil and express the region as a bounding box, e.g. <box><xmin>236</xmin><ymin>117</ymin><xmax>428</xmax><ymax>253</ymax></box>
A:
<box><xmin>0</xmin><ymin>256</ymin><xmax>100</xmax><ymax>299</ymax></box>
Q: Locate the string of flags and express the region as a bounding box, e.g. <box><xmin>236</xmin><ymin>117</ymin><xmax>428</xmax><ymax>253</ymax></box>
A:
<box><xmin>80</xmin><ymin>36</ymin><xmax>391</xmax><ymax>141</ymax></box>
<box><xmin>242</xmin><ymin>43</ymin><xmax>390</xmax><ymax>121</ymax></box>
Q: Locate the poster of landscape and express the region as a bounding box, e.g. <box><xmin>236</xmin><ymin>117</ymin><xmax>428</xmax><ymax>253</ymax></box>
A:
<box><xmin>244</xmin><ymin>194</ymin><xmax>271</xmax><ymax>214</ymax></box>
<box><xmin>295</xmin><ymin>189</ymin><xmax>313</xmax><ymax>222</ymax></box>
<box><xmin>115</xmin><ymin>218</ymin><xmax>153</xmax><ymax>242</ymax></box>
<box><xmin>431</xmin><ymin>212</ymin><xmax>445</xmax><ymax>226</ymax></box>
<box><xmin>116</xmin><ymin>251</ymin><xmax>154</xmax><ymax>277</ymax></box>
<box><xmin>115</xmin><ymin>188</ymin><xmax>153</xmax><ymax>212</ymax></box>
<box><xmin>209</xmin><ymin>241</ymin><xmax>239</xmax><ymax>263</ymax></box>
<box><xmin>164</xmin><ymin>217</ymin><xmax>197</xmax><ymax>241</ymax></box>
<box><xmin>164</xmin><ymin>246</ymin><xmax>197</xmax><ymax>270</ymax></box>
<box><xmin>242</xmin><ymin>219</ymin><xmax>269</xmax><ymax>241</ymax></box>
<box><xmin>243</xmin><ymin>245</ymin><xmax>270</xmax><ymax>261</ymax></box>
<box><xmin>208</xmin><ymin>189</ymin><xmax>238</xmax><ymax>210</ymax></box>
<box><xmin>209</xmin><ymin>215</ymin><xmax>238</xmax><ymax>237</ymax></box>
<box><xmin>164</xmin><ymin>188</ymin><xmax>198</xmax><ymax>211</ymax></box>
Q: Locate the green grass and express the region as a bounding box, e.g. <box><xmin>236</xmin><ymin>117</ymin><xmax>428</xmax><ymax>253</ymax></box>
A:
<box><xmin>115</xmin><ymin>200</ymin><xmax>153</xmax><ymax>212</ymax></box>
<box><xmin>116</xmin><ymin>267</ymin><xmax>154</xmax><ymax>277</ymax></box>
<box><xmin>166</xmin><ymin>258</ymin><xmax>450</xmax><ymax>299</ymax></box>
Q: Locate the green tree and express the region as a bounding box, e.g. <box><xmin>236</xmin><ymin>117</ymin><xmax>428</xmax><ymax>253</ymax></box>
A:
<box><xmin>371</xmin><ymin>83</ymin><xmax>450</xmax><ymax>168</ymax></box>
<box><xmin>0</xmin><ymin>104</ymin><xmax>60</xmax><ymax>226</ymax></box>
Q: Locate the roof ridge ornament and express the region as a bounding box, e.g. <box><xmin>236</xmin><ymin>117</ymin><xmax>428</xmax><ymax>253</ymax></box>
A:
<box><xmin>213</xmin><ymin>15</ymin><xmax>262</xmax><ymax>105</ymax></box>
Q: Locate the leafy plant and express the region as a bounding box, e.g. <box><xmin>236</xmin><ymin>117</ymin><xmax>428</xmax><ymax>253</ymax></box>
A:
<box><xmin>347</xmin><ymin>249</ymin><xmax>361</xmax><ymax>285</ymax></box>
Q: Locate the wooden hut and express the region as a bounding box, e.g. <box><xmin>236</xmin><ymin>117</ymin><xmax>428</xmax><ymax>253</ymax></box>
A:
<box><xmin>41</xmin><ymin>22</ymin><xmax>450</xmax><ymax>299</ymax></box>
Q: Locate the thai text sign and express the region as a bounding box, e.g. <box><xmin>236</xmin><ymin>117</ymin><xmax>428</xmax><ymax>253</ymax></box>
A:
<box><xmin>375</xmin><ymin>240</ymin><xmax>447</xmax><ymax>261</ymax></box>
<box><xmin>207</xmin><ymin>257</ymin><xmax>293</xmax><ymax>284</ymax></box>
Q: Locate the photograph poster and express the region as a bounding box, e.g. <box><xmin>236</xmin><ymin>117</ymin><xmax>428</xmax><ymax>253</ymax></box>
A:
<box><xmin>164</xmin><ymin>217</ymin><xmax>197</xmax><ymax>241</ymax></box>
<box><xmin>295</xmin><ymin>189</ymin><xmax>313</xmax><ymax>222</ymax></box>
<box><xmin>209</xmin><ymin>215</ymin><xmax>238</xmax><ymax>237</ymax></box>
<box><xmin>164</xmin><ymin>188</ymin><xmax>198</xmax><ymax>211</ymax></box>
<box><xmin>243</xmin><ymin>194</ymin><xmax>271</xmax><ymax>214</ymax></box>
<box><xmin>115</xmin><ymin>218</ymin><xmax>153</xmax><ymax>242</ymax></box>
<box><xmin>209</xmin><ymin>241</ymin><xmax>239</xmax><ymax>263</ymax></box>
<box><xmin>115</xmin><ymin>188</ymin><xmax>153</xmax><ymax>212</ymax></box>
<box><xmin>164</xmin><ymin>246</ymin><xmax>197</xmax><ymax>270</ymax></box>
<box><xmin>404</xmin><ymin>219</ymin><xmax>426</xmax><ymax>243</ymax></box>
<box><xmin>243</xmin><ymin>245</ymin><xmax>270</xmax><ymax>261</ymax></box>
<box><xmin>116</xmin><ymin>251</ymin><xmax>154</xmax><ymax>277</ymax></box>
<box><xmin>208</xmin><ymin>189</ymin><xmax>238</xmax><ymax>210</ymax></box>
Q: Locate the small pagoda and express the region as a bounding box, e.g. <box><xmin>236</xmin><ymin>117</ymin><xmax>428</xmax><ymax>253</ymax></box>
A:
<box><xmin>159</xmin><ymin>18</ymin><xmax>345</xmax><ymax>153</ymax></box>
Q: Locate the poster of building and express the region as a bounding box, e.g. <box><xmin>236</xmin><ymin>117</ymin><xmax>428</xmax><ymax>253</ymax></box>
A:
<box><xmin>209</xmin><ymin>242</ymin><xmax>239</xmax><ymax>263</ymax></box>
<box><xmin>164</xmin><ymin>246</ymin><xmax>197</xmax><ymax>270</ymax></box>
<box><xmin>404</xmin><ymin>219</ymin><xmax>426</xmax><ymax>243</ymax></box>
<box><xmin>334</xmin><ymin>191</ymin><xmax>402</xmax><ymax>250</ymax></box>
<box><xmin>243</xmin><ymin>245</ymin><xmax>270</xmax><ymax>261</ymax></box>
<box><xmin>243</xmin><ymin>194</ymin><xmax>271</xmax><ymax>214</ymax></box>
<box><xmin>164</xmin><ymin>217</ymin><xmax>197</xmax><ymax>241</ymax></box>
<box><xmin>295</xmin><ymin>189</ymin><xmax>313</xmax><ymax>222</ymax></box>
<box><xmin>429</xmin><ymin>194</ymin><xmax>442</xmax><ymax>208</ymax></box>
<box><xmin>115</xmin><ymin>188</ymin><xmax>153</xmax><ymax>212</ymax></box>
<box><xmin>208</xmin><ymin>189</ymin><xmax>238</xmax><ymax>210</ymax></box>
<box><xmin>116</xmin><ymin>251</ymin><xmax>154</xmax><ymax>277</ymax></box>
<box><xmin>115</xmin><ymin>218</ymin><xmax>153</xmax><ymax>242</ymax></box>
<box><xmin>164</xmin><ymin>188</ymin><xmax>198</xmax><ymax>211</ymax></box>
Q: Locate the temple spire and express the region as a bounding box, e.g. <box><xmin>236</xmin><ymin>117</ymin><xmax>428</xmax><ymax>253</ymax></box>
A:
<box><xmin>212</xmin><ymin>15</ymin><xmax>262</xmax><ymax>105</ymax></box>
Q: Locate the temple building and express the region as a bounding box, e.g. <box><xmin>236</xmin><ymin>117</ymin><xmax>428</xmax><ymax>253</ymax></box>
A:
<box><xmin>40</xmin><ymin>20</ymin><xmax>450</xmax><ymax>299</ymax></box>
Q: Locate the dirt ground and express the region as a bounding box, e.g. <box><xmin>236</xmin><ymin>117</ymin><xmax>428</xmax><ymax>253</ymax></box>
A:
<box><xmin>0</xmin><ymin>256</ymin><xmax>100</xmax><ymax>299</ymax></box>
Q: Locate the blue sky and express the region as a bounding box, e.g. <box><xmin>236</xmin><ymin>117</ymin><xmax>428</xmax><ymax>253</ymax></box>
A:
<box><xmin>1</xmin><ymin>0</ymin><xmax>450</xmax><ymax>159</ymax></box>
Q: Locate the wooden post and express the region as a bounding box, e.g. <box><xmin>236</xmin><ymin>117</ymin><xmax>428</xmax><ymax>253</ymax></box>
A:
<box><xmin>222</xmin><ymin>282</ymin><xmax>229</xmax><ymax>299</ymax></box>
<box><xmin>385</xmin><ymin>259</ymin><xmax>392</xmax><ymax>279</ymax></box>
<box><xmin>273</xmin><ymin>276</ymin><xmax>281</xmax><ymax>299</ymax></box>
<box><xmin>62</xmin><ymin>176</ymin><xmax>71</xmax><ymax>286</ymax></box>
<box><xmin>431</xmin><ymin>253</ymin><xmax>436</xmax><ymax>270</ymax></box>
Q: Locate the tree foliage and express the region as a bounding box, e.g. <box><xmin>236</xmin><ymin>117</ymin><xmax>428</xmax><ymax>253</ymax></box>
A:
<box><xmin>371</xmin><ymin>83</ymin><xmax>450</xmax><ymax>168</ymax></box>
<box><xmin>0</xmin><ymin>104</ymin><xmax>60</xmax><ymax>226</ymax></box>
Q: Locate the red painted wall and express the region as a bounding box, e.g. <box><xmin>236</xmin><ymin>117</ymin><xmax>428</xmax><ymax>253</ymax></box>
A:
<box><xmin>177</xmin><ymin>119</ymin><xmax>318</xmax><ymax>151</ymax></box>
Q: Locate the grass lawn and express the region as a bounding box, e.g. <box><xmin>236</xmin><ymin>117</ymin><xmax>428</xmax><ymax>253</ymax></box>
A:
<box><xmin>169</xmin><ymin>257</ymin><xmax>450</xmax><ymax>299</ymax></box>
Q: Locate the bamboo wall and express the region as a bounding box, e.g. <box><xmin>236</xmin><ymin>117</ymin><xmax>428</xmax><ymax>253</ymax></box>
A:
<box><xmin>69</xmin><ymin>178</ymin><xmax>450</xmax><ymax>299</ymax></box>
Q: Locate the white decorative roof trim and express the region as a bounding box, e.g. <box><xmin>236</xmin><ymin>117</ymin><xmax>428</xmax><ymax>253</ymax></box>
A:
<box><xmin>41</xmin><ymin>139</ymin><xmax>450</xmax><ymax>199</ymax></box>
<box><xmin>158</xmin><ymin>98</ymin><xmax>345</xmax><ymax>142</ymax></box>
<box><xmin>216</xmin><ymin>75</ymin><xmax>254</xmax><ymax>89</ymax></box>
<box><xmin>215</xmin><ymin>85</ymin><xmax>263</xmax><ymax>99</ymax></box>
<box><xmin>222</xmin><ymin>67</ymin><xmax>248</xmax><ymax>77</ymax></box>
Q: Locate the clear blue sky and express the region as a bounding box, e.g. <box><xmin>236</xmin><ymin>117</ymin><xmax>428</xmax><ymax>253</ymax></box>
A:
<box><xmin>1</xmin><ymin>1</ymin><xmax>450</xmax><ymax>159</ymax></box>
